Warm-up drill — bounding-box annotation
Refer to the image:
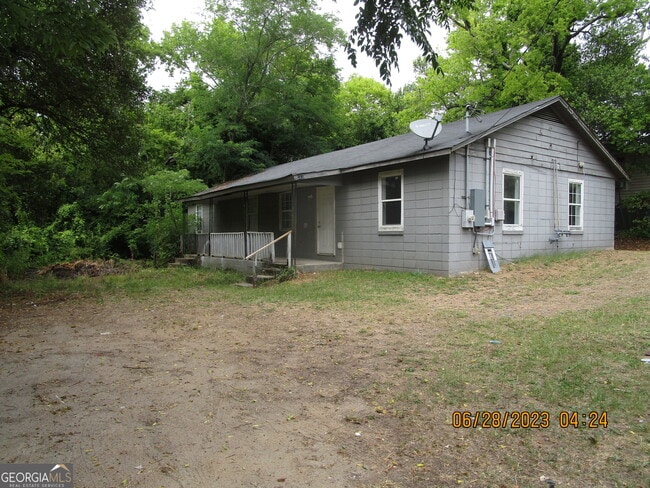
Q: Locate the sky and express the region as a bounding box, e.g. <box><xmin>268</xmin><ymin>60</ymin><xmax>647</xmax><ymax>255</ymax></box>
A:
<box><xmin>141</xmin><ymin>0</ymin><xmax>448</xmax><ymax>90</ymax></box>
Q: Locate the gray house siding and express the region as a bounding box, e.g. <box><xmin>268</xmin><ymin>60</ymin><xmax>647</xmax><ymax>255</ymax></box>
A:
<box><xmin>447</xmin><ymin>112</ymin><xmax>617</xmax><ymax>275</ymax></box>
<box><xmin>338</xmin><ymin>158</ymin><xmax>450</xmax><ymax>274</ymax></box>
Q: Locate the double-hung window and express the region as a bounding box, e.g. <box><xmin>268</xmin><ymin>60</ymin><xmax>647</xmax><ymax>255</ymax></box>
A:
<box><xmin>502</xmin><ymin>169</ymin><xmax>523</xmax><ymax>231</ymax></box>
<box><xmin>568</xmin><ymin>180</ymin><xmax>584</xmax><ymax>231</ymax></box>
<box><xmin>378</xmin><ymin>170</ymin><xmax>404</xmax><ymax>232</ymax></box>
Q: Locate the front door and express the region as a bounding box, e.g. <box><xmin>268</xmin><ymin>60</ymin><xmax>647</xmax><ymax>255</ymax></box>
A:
<box><xmin>316</xmin><ymin>186</ymin><xmax>335</xmax><ymax>255</ymax></box>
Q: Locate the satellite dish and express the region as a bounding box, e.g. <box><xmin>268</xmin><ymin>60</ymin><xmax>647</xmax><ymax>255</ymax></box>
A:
<box><xmin>409</xmin><ymin>115</ymin><xmax>442</xmax><ymax>150</ymax></box>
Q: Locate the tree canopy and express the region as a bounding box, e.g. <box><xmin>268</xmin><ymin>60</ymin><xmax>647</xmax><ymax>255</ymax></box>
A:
<box><xmin>346</xmin><ymin>0</ymin><xmax>476</xmax><ymax>84</ymax></box>
<box><xmin>155</xmin><ymin>0</ymin><xmax>344</xmax><ymax>185</ymax></box>
<box><xmin>0</xmin><ymin>0</ymin><xmax>150</xmax><ymax>170</ymax></box>
<box><xmin>400</xmin><ymin>0</ymin><xmax>649</xmax><ymax>169</ymax></box>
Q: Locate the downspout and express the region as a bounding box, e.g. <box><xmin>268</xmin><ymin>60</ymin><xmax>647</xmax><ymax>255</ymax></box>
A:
<box><xmin>488</xmin><ymin>138</ymin><xmax>496</xmax><ymax>222</ymax></box>
<box><xmin>464</xmin><ymin>146</ymin><xmax>469</xmax><ymax>208</ymax></box>
<box><xmin>485</xmin><ymin>139</ymin><xmax>494</xmax><ymax>222</ymax></box>
<box><xmin>553</xmin><ymin>159</ymin><xmax>560</xmax><ymax>231</ymax></box>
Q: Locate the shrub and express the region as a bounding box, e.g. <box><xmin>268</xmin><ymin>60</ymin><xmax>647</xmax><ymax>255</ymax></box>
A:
<box><xmin>618</xmin><ymin>190</ymin><xmax>650</xmax><ymax>238</ymax></box>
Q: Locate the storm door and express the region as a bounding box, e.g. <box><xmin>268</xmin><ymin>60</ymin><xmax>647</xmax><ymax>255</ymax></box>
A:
<box><xmin>316</xmin><ymin>186</ymin><xmax>335</xmax><ymax>255</ymax></box>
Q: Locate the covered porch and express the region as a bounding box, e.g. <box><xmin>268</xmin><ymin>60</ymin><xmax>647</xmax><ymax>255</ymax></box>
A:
<box><xmin>181</xmin><ymin>180</ymin><xmax>344</xmax><ymax>273</ymax></box>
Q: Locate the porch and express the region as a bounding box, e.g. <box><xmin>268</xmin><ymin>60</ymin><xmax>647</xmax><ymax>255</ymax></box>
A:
<box><xmin>182</xmin><ymin>182</ymin><xmax>344</xmax><ymax>277</ymax></box>
<box><xmin>181</xmin><ymin>231</ymin><xmax>342</xmax><ymax>274</ymax></box>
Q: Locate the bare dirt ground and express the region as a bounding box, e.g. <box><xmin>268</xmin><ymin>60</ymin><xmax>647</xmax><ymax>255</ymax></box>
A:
<box><xmin>1</xmin><ymin>250</ymin><xmax>648</xmax><ymax>488</ymax></box>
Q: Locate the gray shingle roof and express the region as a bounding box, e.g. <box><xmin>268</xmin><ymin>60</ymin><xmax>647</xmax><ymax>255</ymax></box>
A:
<box><xmin>185</xmin><ymin>96</ymin><xmax>626</xmax><ymax>201</ymax></box>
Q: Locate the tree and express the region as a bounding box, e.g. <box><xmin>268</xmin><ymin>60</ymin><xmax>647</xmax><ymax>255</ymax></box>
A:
<box><xmin>156</xmin><ymin>0</ymin><xmax>344</xmax><ymax>185</ymax></box>
<box><xmin>346</xmin><ymin>0</ymin><xmax>476</xmax><ymax>84</ymax></box>
<box><xmin>333</xmin><ymin>75</ymin><xmax>402</xmax><ymax>148</ymax></box>
<box><xmin>0</xmin><ymin>1</ymin><xmax>150</xmax><ymax>177</ymax></box>
<box><xmin>566</xmin><ymin>20</ymin><xmax>650</xmax><ymax>170</ymax></box>
<box><xmin>0</xmin><ymin>0</ymin><xmax>152</xmax><ymax>231</ymax></box>
<box><xmin>97</xmin><ymin>170</ymin><xmax>207</xmax><ymax>264</ymax></box>
<box><xmin>401</xmin><ymin>0</ymin><xmax>649</xmax><ymax>152</ymax></box>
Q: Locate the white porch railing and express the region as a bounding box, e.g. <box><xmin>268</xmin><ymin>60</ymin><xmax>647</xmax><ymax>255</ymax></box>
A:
<box><xmin>209</xmin><ymin>232</ymin><xmax>275</xmax><ymax>261</ymax></box>
<box><xmin>246</xmin><ymin>230</ymin><xmax>292</xmax><ymax>287</ymax></box>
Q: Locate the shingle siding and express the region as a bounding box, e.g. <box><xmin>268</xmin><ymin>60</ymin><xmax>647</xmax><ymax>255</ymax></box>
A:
<box><xmin>447</xmin><ymin>115</ymin><xmax>616</xmax><ymax>275</ymax></box>
<box><xmin>338</xmin><ymin>159</ymin><xmax>450</xmax><ymax>274</ymax></box>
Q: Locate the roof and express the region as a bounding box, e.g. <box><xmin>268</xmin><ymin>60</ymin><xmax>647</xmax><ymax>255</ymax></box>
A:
<box><xmin>184</xmin><ymin>96</ymin><xmax>628</xmax><ymax>202</ymax></box>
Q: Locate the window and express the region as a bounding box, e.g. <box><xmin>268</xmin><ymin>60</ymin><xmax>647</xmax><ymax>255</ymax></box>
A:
<box><xmin>502</xmin><ymin>170</ymin><xmax>523</xmax><ymax>230</ymax></box>
<box><xmin>193</xmin><ymin>205</ymin><xmax>204</xmax><ymax>234</ymax></box>
<box><xmin>378</xmin><ymin>170</ymin><xmax>404</xmax><ymax>232</ymax></box>
<box><xmin>568</xmin><ymin>180</ymin><xmax>583</xmax><ymax>230</ymax></box>
<box><xmin>279</xmin><ymin>192</ymin><xmax>292</xmax><ymax>230</ymax></box>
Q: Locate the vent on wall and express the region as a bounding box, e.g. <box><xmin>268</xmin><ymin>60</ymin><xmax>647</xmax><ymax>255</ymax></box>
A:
<box><xmin>533</xmin><ymin>109</ymin><xmax>562</xmax><ymax>124</ymax></box>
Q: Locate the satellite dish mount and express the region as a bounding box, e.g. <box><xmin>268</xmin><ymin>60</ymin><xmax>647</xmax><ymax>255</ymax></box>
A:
<box><xmin>409</xmin><ymin>116</ymin><xmax>443</xmax><ymax>150</ymax></box>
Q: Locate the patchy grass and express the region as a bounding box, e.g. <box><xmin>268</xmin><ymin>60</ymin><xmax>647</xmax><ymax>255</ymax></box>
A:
<box><xmin>0</xmin><ymin>265</ymin><xmax>243</xmax><ymax>303</ymax></box>
<box><xmin>1</xmin><ymin>250</ymin><xmax>648</xmax><ymax>487</ymax></box>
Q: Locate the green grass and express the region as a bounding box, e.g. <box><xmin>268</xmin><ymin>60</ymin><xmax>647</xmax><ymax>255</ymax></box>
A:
<box><xmin>422</xmin><ymin>297</ymin><xmax>649</xmax><ymax>419</ymax></box>
<box><xmin>1</xmin><ymin>266</ymin><xmax>472</xmax><ymax>307</ymax></box>
<box><xmin>2</xmin><ymin>251</ymin><xmax>648</xmax><ymax>486</ymax></box>
<box><xmin>0</xmin><ymin>265</ymin><xmax>243</xmax><ymax>302</ymax></box>
<box><xmin>3</xmin><ymin>257</ymin><xmax>647</xmax><ymax>421</ymax></box>
<box><xmin>238</xmin><ymin>269</ymin><xmax>474</xmax><ymax>309</ymax></box>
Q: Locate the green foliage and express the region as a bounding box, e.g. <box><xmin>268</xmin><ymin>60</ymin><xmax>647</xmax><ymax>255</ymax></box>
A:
<box><xmin>567</xmin><ymin>24</ymin><xmax>650</xmax><ymax>168</ymax></box>
<box><xmin>0</xmin><ymin>0</ymin><xmax>154</xmax><ymax>278</ymax></box>
<box><xmin>0</xmin><ymin>0</ymin><xmax>150</xmax><ymax>185</ymax></box>
<box><xmin>401</xmin><ymin>0</ymin><xmax>648</xmax><ymax>174</ymax></box>
<box><xmin>345</xmin><ymin>0</ymin><xmax>475</xmax><ymax>84</ymax></box>
<box><xmin>333</xmin><ymin>75</ymin><xmax>402</xmax><ymax>148</ymax></box>
<box><xmin>0</xmin><ymin>204</ymin><xmax>94</xmax><ymax>279</ymax></box>
<box><xmin>154</xmin><ymin>0</ymin><xmax>344</xmax><ymax>185</ymax></box>
<box><xmin>618</xmin><ymin>191</ymin><xmax>650</xmax><ymax>238</ymax></box>
<box><xmin>97</xmin><ymin>169</ymin><xmax>207</xmax><ymax>265</ymax></box>
<box><xmin>276</xmin><ymin>266</ymin><xmax>297</xmax><ymax>283</ymax></box>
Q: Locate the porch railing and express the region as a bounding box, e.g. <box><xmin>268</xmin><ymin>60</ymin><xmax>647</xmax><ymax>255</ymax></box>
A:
<box><xmin>209</xmin><ymin>232</ymin><xmax>275</xmax><ymax>260</ymax></box>
<box><xmin>246</xmin><ymin>230</ymin><xmax>292</xmax><ymax>287</ymax></box>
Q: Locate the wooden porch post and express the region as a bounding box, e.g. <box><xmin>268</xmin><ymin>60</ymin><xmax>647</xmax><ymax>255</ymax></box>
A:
<box><xmin>291</xmin><ymin>182</ymin><xmax>297</xmax><ymax>267</ymax></box>
<box><xmin>243</xmin><ymin>191</ymin><xmax>249</xmax><ymax>257</ymax></box>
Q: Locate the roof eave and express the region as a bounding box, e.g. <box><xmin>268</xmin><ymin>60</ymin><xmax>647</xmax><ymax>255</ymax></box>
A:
<box><xmin>556</xmin><ymin>98</ymin><xmax>629</xmax><ymax>180</ymax></box>
<box><xmin>181</xmin><ymin>175</ymin><xmax>298</xmax><ymax>202</ymax></box>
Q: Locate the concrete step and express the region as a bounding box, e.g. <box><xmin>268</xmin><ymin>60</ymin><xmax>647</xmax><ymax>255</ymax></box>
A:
<box><xmin>246</xmin><ymin>274</ymin><xmax>276</xmax><ymax>285</ymax></box>
<box><xmin>172</xmin><ymin>255</ymin><xmax>199</xmax><ymax>267</ymax></box>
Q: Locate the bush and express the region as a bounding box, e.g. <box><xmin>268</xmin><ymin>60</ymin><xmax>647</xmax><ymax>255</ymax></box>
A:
<box><xmin>618</xmin><ymin>191</ymin><xmax>650</xmax><ymax>238</ymax></box>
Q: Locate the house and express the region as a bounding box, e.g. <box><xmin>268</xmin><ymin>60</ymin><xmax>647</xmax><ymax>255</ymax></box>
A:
<box><xmin>181</xmin><ymin>96</ymin><xmax>628</xmax><ymax>276</ymax></box>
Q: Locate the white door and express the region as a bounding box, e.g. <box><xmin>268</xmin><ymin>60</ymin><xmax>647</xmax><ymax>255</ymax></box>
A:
<box><xmin>316</xmin><ymin>186</ymin><xmax>335</xmax><ymax>255</ymax></box>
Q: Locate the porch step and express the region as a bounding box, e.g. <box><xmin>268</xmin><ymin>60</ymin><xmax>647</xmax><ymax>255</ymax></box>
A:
<box><xmin>242</xmin><ymin>261</ymin><xmax>288</xmax><ymax>286</ymax></box>
<box><xmin>170</xmin><ymin>255</ymin><xmax>199</xmax><ymax>267</ymax></box>
<box><xmin>246</xmin><ymin>274</ymin><xmax>277</xmax><ymax>285</ymax></box>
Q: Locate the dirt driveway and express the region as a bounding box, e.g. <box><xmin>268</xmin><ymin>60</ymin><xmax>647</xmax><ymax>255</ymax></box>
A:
<box><xmin>1</xmin><ymin>250</ymin><xmax>648</xmax><ymax>487</ymax></box>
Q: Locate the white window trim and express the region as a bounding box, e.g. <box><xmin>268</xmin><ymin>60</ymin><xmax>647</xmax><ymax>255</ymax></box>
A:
<box><xmin>378</xmin><ymin>169</ymin><xmax>404</xmax><ymax>232</ymax></box>
<box><xmin>502</xmin><ymin>169</ymin><xmax>524</xmax><ymax>232</ymax></box>
<box><xmin>568</xmin><ymin>179</ymin><xmax>584</xmax><ymax>231</ymax></box>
